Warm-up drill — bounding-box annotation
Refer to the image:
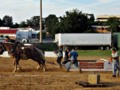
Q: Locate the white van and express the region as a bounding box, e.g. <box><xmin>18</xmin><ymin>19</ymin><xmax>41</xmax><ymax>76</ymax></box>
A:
<box><xmin>16</xmin><ymin>28</ymin><xmax>39</xmax><ymax>43</ymax></box>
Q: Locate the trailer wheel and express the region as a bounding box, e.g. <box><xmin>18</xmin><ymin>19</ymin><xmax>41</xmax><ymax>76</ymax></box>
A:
<box><xmin>100</xmin><ymin>46</ymin><xmax>104</xmax><ymax>50</ymax></box>
<box><xmin>105</xmin><ymin>46</ymin><xmax>110</xmax><ymax>50</ymax></box>
<box><xmin>22</xmin><ymin>39</ymin><xmax>28</xmax><ymax>43</ymax></box>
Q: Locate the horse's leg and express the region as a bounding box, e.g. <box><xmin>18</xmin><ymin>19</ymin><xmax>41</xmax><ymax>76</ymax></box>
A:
<box><xmin>36</xmin><ymin>64</ymin><xmax>42</xmax><ymax>70</ymax></box>
<box><xmin>40</xmin><ymin>59</ymin><xmax>46</xmax><ymax>72</ymax></box>
<box><xmin>36</xmin><ymin>59</ymin><xmax>46</xmax><ymax>72</ymax></box>
<box><xmin>42</xmin><ymin>63</ymin><xmax>46</xmax><ymax>72</ymax></box>
<box><xmin>16</xmin><ymin>59</ymin><xmax>21</xmax><ymax>71</ymax></box>
<box><xmin>13</xmin><ymin>58</ymin><xmax>21</xmax><ymax>72</ymax></box>
<box><xmin>13</xmin><ymin>59</ymin><xmax>17</xmax><ymax>73</ymax></box>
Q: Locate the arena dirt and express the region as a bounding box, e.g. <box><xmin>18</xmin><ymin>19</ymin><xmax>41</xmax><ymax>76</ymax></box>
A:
<box><xmin>0</xmin><ymin>57</ymin><xmax>120</xmax><ymax>90</ymax></box>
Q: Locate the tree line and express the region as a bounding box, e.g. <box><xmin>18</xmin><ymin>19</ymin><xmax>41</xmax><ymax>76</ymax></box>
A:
<box><xmin>0</xmin><ymin>9</ymin><xmax>120</xmax><ymax>36</ymax></box>
<box><xmin>0</xmin><ymin>15</ymin><xmax>41</xmax><ymax>30</ymax></box>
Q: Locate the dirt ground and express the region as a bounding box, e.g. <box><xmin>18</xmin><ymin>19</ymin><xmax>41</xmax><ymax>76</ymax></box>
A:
<box><xmin>0</xmin><ymin>56</ymin><xmax>120</xmax><ymax>90</ymax></box>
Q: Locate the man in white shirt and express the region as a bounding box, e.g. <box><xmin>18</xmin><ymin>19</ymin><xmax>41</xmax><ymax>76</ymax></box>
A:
<box><xmin>111</xmin><ymin>48</ymin><xmax>120</xmax><ymax>77</ymax></box>
<box><xmin>55</xmin><ymin>46</ymin><xmax>63</xmax><ymax>68</ymax></box>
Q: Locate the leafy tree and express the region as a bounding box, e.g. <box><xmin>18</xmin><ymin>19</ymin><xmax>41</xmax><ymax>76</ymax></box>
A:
<box><xmin>11</xmin><ymin>23</ymin><xmax>19</xmax><ymax>28</ymax></box>
<box><xmin>86</xmin><ymin>14</ymin><xmax>95</xmax><ymax>31</ymax></box>
<box><xmin>52</xmin><ymin>9</ymin><xmax>91</xmax><ymax>35</ymax></box>
<box><xmin>0</xmin><ymin>18</ymin><xmax>4</xmax><ymax>26</ymax></box>
<box><xmin>45</xmin><ymin>14</ymin><xmax>58</xmax><ymax>34</ymax></box>
<box><xmin>45</xmin><ymin>9</ymin><xmax>95</xmax><ymax>36</ymax></box>
<box><xmin>26</xmin><ymin>16</ymin><xmax>44</xmax><ymax>30</ymax></box>
<box><xmin>2</xmin><ymin>15</ymin><xmax>13</xmax><ymax>27</ymax></box>
<box><xmin>26</xmin><ymin>19</ymin><xmax>32</xmax><ymax>27</ymax></box>
<box><xmin>19</xmin><ymin>21</ymin><xmax>28</xmax><ymax>28</ymax></box>
<box><xmin>27</xmin><ymin>16</ymin><xmax>40</xmax><ymax>29</ymax></box>
<box><xmin>105</xmin><ymin>17</ymin><xmax>120</xmax><ymax>32</ymax></box>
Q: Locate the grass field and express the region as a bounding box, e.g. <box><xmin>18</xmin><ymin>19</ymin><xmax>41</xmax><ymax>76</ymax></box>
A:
<box><xmin>77</xmin><ymin>50</ymin><xmax>111</xmax><ymax>57</ymax></box>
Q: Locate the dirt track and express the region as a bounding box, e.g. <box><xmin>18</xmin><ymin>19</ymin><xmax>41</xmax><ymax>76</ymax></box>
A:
<box><xmin>0</xmin><ymin>57</ymin><xmax>120</xmax><ymax>90</ymax></box>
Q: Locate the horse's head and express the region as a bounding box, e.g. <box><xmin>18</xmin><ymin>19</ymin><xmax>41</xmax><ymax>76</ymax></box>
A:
<box><xmin>0</xmin><ymin>43</ymin><xmax>6</xmax><ymax>54</ymax></box>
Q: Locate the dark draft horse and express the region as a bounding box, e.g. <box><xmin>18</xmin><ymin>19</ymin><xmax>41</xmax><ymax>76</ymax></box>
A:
<box><xmin>0</xmin><ymin>42</ymin><xmax>46</xmax><ymax>72</ymax></box>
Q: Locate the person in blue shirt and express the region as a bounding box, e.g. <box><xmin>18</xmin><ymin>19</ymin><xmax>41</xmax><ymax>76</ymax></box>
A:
<box><xmin>67</xmin><ymin>48</ymin><xmax>81</xmax><ymax>72</ymax></box>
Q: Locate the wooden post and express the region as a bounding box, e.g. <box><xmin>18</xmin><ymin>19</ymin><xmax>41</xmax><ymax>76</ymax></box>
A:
<box><xmin>40</xmin><ymin>0</ymin><xmax>42</xmax><ymax>43</ymax></box>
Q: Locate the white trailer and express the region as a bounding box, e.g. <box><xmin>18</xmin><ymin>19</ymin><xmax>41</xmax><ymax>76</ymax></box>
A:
<box><xmin>16</xmin><ymin>28</ymin><xmax>39</xmax><ymax>43</ymax></box>
<box><xmin>55</xmin><ymin>33</ymin><xmax>112</xmax><ymax>49</ymax></box>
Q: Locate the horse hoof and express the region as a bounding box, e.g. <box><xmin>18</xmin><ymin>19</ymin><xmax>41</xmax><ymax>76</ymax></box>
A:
<box><xmin>17</xmin><ymin>68</ymin><xmax>21</xmax><ymax>72</ymax></box>
<box><xmin>36</xmin><ymin>66</ymin><xmax>41</xmax><ymax>70</ymax></box>
<box><xmin>43</xmin><ymin>68</ymin><xmax>46</xmax><ymax>72</ymax></box>
<box><xmin>13</xmin><ymin>68</ymin><xmax>21</xmax><ymax>73</ymax></box>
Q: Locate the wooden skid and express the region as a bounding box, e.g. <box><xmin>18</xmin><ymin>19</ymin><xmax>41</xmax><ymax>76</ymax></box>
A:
<box><xmin>75</xmin><ymin>81</ymin><xmax>108</xmax><ymax>87</ymax></box>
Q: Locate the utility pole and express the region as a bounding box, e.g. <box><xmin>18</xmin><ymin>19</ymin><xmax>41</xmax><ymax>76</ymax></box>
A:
<box><xmin>40</xmin><ymin>0</ymin><xmax>42</xmax><ymax>43</ymax></box>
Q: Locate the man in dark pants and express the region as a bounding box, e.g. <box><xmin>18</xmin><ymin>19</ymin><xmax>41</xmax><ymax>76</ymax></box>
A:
<box><xmin>67</xmin><ymin>48</ymin><xmax>78</xmax><ymax>71</ymax></box>
<box><xmin>62</xmin><ymin>46</ymin><xmax>70</xmax><ymax>65</ymax></box>
<box><xmin>55</xmin><ymin>46</ymin><xmax>63</xmax><ymax>68</ymax></box>
<box><xmin>64</xmin><ymin>46</ymin><xmax>69</xmax><ymax>61</ymax></box>
<box><xmin>67</xmin><ymin>48</ymin><xmax>82</xmax><ymax>72</ymax></box>
<box><xmin>111</xmin><ymin>48</ymin><xmax>120</xmax><ymax>77</ymax></box>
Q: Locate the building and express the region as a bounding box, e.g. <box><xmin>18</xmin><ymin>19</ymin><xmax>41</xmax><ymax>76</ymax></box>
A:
<box><xmin>97</xmin><ymin>15</ymin><xmax>120</xmax><ymax>22</ymax></box>
<box><xmin>0</xmin><ymin>27</ymin><xmax>17</xmax><ymax>40</ymax></box>
<box><xmin>92</xmin><ymin>25</ymin><xmax>110</xmax><ymax>33</ymax></box>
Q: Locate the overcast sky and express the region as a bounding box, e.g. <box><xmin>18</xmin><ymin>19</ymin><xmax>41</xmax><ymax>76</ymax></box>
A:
<box><xmin>0</xmin><ymin>0</ymin><xmax>120</xmax><ymax>23</ymax></box>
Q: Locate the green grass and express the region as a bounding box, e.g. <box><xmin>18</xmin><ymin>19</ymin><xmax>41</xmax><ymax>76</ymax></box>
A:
<box><xmin>77</xmin><ymin>50</ymin><xmax>112</xmax><ymax>57</ymax></box>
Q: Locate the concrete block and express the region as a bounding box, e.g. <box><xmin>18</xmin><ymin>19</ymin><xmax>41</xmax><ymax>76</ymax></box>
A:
<box><xmin>88</xmin><ymin>74</ymin><xmax>100</xmax><ymax>84</ymax></box>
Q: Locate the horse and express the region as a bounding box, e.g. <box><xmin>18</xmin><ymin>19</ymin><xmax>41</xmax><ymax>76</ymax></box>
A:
<box><xmin>0</xmin><ymin>42</ymin><xmax>46</xmax><ymax>72</ymax></box>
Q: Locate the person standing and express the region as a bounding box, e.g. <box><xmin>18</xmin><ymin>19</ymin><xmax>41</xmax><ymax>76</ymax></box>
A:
<box><xmin>67</xmin><ymin>48</ymin><xmax>81</xmax><ymax>72</ymax></box>
<box><xmin>64</xmin><ymin>46</ymin><xmax>69</xmax><ymax>61</ymax></box>
<box><xmin>55</xmin><ymin>46</ymin><xmax>63</xmax><ymax>68</ymax></box>
<box><xmin>110</xmin><ymin>48</ymin><xmax>120</xmax><ymax>77</ymax></box>
<box><xmin>62</xmin><ymin>46</ymin><xmax>70</xmax><ymax>65</ymax></box>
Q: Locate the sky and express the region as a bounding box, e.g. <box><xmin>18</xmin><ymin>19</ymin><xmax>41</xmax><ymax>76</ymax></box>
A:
<box><xmin>0</xmin><ymin>0</ymin><xmax>120</xmax><ymax>23</ymax></box>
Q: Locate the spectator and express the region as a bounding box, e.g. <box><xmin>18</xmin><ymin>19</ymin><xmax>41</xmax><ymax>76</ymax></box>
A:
<box><xmin>62</xmin><ymin>46</ymin><xmax>70</xmax><ymax>65</ymax></box>
<box><xmin>110</xmin><ymin>48</ymin><xmax>120</xmax><ymax>77</ymax></box>
<box><xmin>54</xmin><ymin>46</ymin><xmax>63</xmax><ymax>68</ymax></box>
<box><xmin>67</xmin><ymin>48</ymin><xmax>81</xmax><ymax>72</ymax></box>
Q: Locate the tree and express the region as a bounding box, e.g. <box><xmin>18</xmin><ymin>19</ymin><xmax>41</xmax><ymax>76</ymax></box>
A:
<box><xmin>19</xmin><ymin>21</ymin><xmax>28</xmax><ymax>28</ymax></box>
<box><xmin>2</xmin><ymin>15</ymin><xmax>13</xmax><ymax>27</ymax></box>
<box><xmin>52</xmin><ymin>9</ymin><xmax>91</xmax><ymax>35</ymax></box>
<box><xmin>26</xmin><ymin>16</ymin><xmax>45</xmax><ymax>30</ymax></box>
<box><xmin>27</xmin><ymin>16</ymin><xmax>40</xmax><ymax>29</ymax></box>
<box><xmin>0</xmin><ymin>18</ymin><xmax>4</xmax><ymax>26</ymax></box>
<box><xmin>86</xmin><ymin>14</ymin><xmax>95</xmax><ymax>32</ymax></box>
<box><xmin>45</xmin><ymin>9</ymin><xmax>95</xmax><ymax>36</ymax></box>
<box><xmin>105</xmin><ymin>17</ymin><xmax>120</xmax><ymax>32</ymax></box>
<box><xmin>45</xmin><ymin>14</ymin><xmax>58</xmax><ymax>34</ymax></box>
<box><xmin>11</xmin><ymin>23</ymin><xmax>19</xmax><ymax>28</ymax></box>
